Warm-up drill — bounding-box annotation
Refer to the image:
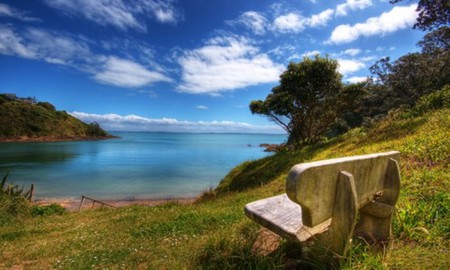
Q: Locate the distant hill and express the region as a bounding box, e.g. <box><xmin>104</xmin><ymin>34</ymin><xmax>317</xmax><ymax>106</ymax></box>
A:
<box><xmin>0</xmin><ymin>94</ymin><xmax>115</xmax><ymax>142</ymax></box>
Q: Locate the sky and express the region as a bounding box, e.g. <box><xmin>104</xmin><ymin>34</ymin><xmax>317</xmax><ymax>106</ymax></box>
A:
<box><xmin>0</xmin><ymin>0</ymin><xmax>424</xmax><ymax>133</ymax></box>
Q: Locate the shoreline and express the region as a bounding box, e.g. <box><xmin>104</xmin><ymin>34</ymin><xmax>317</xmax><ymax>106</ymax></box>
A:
<box><xmin>0</xmin><ymin>135</ymin><xmax>119</xmax><ymax>143</ymax></box>
<box><xmin>33</xmin><ymin>196</ymin><xmax>197</xmax><ymax>211</ymax></box>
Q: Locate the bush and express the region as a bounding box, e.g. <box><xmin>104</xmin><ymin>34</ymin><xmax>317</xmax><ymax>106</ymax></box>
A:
<box><xmin>0</xmin><ymin>173</ymin><xmax>33</xmax><ymax>224</ymax></box>
<box><xmin>413</xmin><ymin>85</ymin><xmax>450</xmax><ymax>115</ymax></box>
<box><xmin>31</xmin><ymin>204</ymin><xmax>66</xmax><ymax>216</ymax></box>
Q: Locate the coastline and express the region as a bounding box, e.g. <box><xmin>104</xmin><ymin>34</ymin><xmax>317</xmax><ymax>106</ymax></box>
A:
<box><xmin>0</xmin><ymin>134</ymin><xmax>119</xmax><ymax>143</ymax></box>
<box><xmin>33</xmin><ymin>196</ymin><xmax>196</xmax><ymax>211</ymax></box>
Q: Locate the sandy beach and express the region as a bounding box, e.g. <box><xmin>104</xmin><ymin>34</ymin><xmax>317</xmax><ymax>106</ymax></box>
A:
<box><xmin>33</xmin><ymin>196</ymin><xmax>197</xmax><ymax>212</ymax></box>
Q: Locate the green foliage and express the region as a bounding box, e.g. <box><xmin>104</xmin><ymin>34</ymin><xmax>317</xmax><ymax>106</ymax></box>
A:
<box><xmin>250</xmin><ymin>55</ymin><xmax>351</xmax><ymax>145</ymax></box>
<box><xmin>87</xmin><ymin>122</ymin><xmax>108</xmax><ymax>137</ymax></box>
<box><xmin>0</xmin><ymin>95</ymin><xmax>111</xmax><ymax>141</ymax></box>
<box><xmin>368</xmin><ymin>27</ymin><xmax>450</xmax><ymax>118</ymax></box>
<box><xmin>394</xmin><ymin>191</ymin><xmax>449</xmax><ymax>242</ymax></box>
<box><xmin>412</xmin><ymin>84</ymin><xmax>450</xmax><ymax>115</ymax></box>
<box><xmin>37</xmin><ymin>102</ymin><xmax>55</xmax><ymax>111</ymax></box>
<box><xmin>0</xmin><ymin>173</ymin><xmax>34</xmax><ymax>225</ymax></box>
<box><xmin>1</xmin><ymin>172</ymin><xmax>33</xmax><ymax>201</ymax></box>
<box><xmin>216</xmin><ymin>152</ymin><xmax>298</xmax><ymax>193</ymax></box>
<box><xmin>31</xmin><ymin>204</ymin><xmax>66</xmax><ymax>217</ymax></box>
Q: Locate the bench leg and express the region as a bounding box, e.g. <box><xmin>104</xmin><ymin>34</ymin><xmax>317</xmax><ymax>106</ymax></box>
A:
<box><xmin>307</xmin><ymin>171</ymin><xmax>358</xmax><ymax>261</ymax></box>
<box><xmin>356</xmin><ymin>158</ymin><xmax>401</xmax><ymax>247</ymax></box>
<box><xmin>328</xmin><ymin>171</ymin><xmax>358</xmax><ymax>257</ymax></box>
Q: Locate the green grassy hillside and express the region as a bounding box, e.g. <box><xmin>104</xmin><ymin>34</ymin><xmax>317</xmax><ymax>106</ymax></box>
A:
<box><xmin>0</xmin><ymin>94</ymin><xmax>112</xmax><ymax>142</ymax></box>
<box><xmin>0</xmin><ymin>97</ymin><xmax>448</xmax><ymax>268</ymax></box>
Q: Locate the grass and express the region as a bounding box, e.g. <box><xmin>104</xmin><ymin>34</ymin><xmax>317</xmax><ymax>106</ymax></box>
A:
<box><xmin>0</xmin><ymin>105</ymin><xmax>449</xmax><ymax>269</ymax></box>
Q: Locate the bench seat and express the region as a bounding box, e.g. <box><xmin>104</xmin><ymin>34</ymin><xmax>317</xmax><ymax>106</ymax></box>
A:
<box><xmin>245</xmin><ymin>194</ymin><xmax>331</xmax><ymax>242</ymax></box>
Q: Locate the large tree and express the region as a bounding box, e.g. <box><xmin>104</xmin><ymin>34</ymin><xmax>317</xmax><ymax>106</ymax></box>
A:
<box><xmin>250</xmin><ymin>56</ymin><xmax>345</xmax><ymax>145</ymax></box>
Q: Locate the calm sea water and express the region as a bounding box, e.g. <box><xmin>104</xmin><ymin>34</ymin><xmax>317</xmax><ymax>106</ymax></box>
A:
<box><xmin>0</xmin><ymin>132</ymin><xmax>286</xmax><ymax>200</ymax></box>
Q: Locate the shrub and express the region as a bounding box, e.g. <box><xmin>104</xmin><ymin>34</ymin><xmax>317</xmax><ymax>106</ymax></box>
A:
<box><xmin>410</xmin><ymin>85</ymin><xmax>450</xmax><ymax>117</ymax></box>
<box><xmin>31</xmin><ymin>204</ymin><xmax>66</xmax><ymax>216</ymax></box>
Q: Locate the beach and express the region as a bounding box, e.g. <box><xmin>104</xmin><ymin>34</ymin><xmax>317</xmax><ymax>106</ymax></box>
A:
<box><xmin>33</xmin><ymin>196</ymin><xmax>196</xmax><ymax>211</ymax></box>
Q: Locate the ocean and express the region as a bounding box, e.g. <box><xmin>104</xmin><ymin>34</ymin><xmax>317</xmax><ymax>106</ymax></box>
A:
<box><xmin>0</xmin><ymin>132</ymin><xmax>286</xmax><ymax>200</ymax></box>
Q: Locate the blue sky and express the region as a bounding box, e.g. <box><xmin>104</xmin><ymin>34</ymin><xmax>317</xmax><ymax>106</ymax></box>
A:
<box><xmin>0</xmin><ymin>0</ymin><xmax>423</xmax><ymax>133</ymax></box>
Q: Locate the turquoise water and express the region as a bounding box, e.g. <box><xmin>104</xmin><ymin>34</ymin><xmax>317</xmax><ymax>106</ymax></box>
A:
<box><xmin>0</xmin><ymin>132</ymin><xmax>286</xmax><ymax>200</ymax></box>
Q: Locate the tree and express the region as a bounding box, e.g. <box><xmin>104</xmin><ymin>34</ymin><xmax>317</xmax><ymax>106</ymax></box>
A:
<box><xmin>390</xmin><ymin>0</ymin><xmax>450</xmax><ymax>31</ymax></box>
<box><xmin>417</xmin><ymin>26</ymin><xmax>450</xmax><ymax>54</ymax></box>
<box><xmin>369</xmin><ymin>27</ymin><xmax>450</xmax><ymax>110</ymax></box>
<box><xmin>250</xmin><ymin>56</ymin><xmax>345</xmax><ymax>145</ymax></box>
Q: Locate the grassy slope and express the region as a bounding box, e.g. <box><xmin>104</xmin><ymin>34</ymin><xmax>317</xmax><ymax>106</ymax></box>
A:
<box><xmin>0</xmin><ymin>108</ymin><xmax>448</xmax><ymax>269</ymax></box>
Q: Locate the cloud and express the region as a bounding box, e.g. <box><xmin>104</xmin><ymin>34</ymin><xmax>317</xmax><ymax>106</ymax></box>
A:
<box><xmin>25</xmin><ymin>28</ymin><xmax>93</xmax><ymax>66</ymax></box>
<box><xmin>177</xmin><ymin>36</ymin><xmax>284</xmax><ymax>94</ymax></box>
<box><xmin>95</xmin><ymin>57</ymin><xmax>172</xmax><ymax>88</ymax></box>
<box><xmin>272</xmin><ymin>8</ymin><xmax>333</xmax><ymax>34</ymax></box>
<box><xmin>307</xmin><ymin>9</ymin><xmax>334</xmax><ymax>27</ymax></box>
<box><xmin>343</xmin><ymin>48</ymin><xmax>361</xmax><ymax>56</ymax></box>
<box><xmin>303</xmin><ymin>50</ymin><xmax>321</xmax><ymax>58</ymax></box>
<box><xmin>196</xmin><ymin>105</ymin><xmax>208</xmax><ymax>110</ymax></box>
<box><xmin>329</xmin><ymin>4</ymin><xmax>417</xmax><ymax>44</ymax></box>
<box><xmin>0</xmin><ymin>3</ymin><xmax>40</xmax><ymax>21</ymax></box>
<box><xmin>44</xmin><ymin>0</ymin><xmax>181</xmax><ymax>31</ymax></box>
<box><xmin>70</xmin><ymin>111</ymin><xmax>285</xmax><ymax>133</ymax></box>
<box><xmin>142</xmin><ymin>0</ymin><xmax>180</xmax><ymax>23</ymax></box>
<box><xmin>336</xmin><ymin>0</ymin><xmax>373</xmax><ymax>17</ymax></box>
<box><xmin>235</xmin><ymin>11</ymin><xmax>269</xmax><ymax>35</ymax></box>
<box><xmin>289</xmin><ymin>50</ymin><xmax>321</xmax><ymax>60</ymax></box>
<box><xmin>345</xmin><ymin>76</ymin><xmax>369</xmax><ymax>83</ymax></box>
<box><xmin>0</xmin><ymin>26</ymin><xmax>92</xmax><ymax>65</ymax></box>
<box><xmin>0</xmin><ymin>26</ymin><xmax>36</xmax><ymax>59</ymax></box>
<box><xmin>337</xmin><ymin>59</ymin><xmax>366</xmax><ymax>75</ymax></box>
<box><xmin>272</xmin><ymin>13</ymin><xmax>306</xmax><ymax>33</ymax></box>
<box><xmin>0</xmin><ymin>25</ymin><xmax>172</xmax><ymax>88</ymax></box>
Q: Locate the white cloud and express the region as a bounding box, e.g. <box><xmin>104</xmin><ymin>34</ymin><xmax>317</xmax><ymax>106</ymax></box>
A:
<box><xmin>302</xmin><ymin>50</ymin><xmax>321</xmax><ymax>58</ymax></box>
<box><xmin>177</xmin><ymin>36</ymin><xmax>284</xmax><ymax>94</ymax></box>
<box><xmin>273</xmin><ymin>13</ymin><xmax>306</xmax><ymax>33</ymax></box>
<box><xmin>343</xmin><ymin>48</ymin><xmax>361</xmax><ymax>56</ymax></box>
<box><xmin>196</xmin><ymin>105</ymin><xmax>208</xmax><ymax>110</ymax></box>
<box><xmin>345</xmin><ymin>76</ymin><xmax>369</xmax><ymax>83</ymax></box>
<box><xmin>95</xmin><ymin>57</ymin><xmax>172</xmax><ymax>88</ymax></box>
<box><xmin>143</xmin><ymin>0</ymin><xmax>180</xmax><ymax>23</ymax></box>
<box><xmin>44</xmin><ymin>0</ymin><xmax>181</xmax><ymax>31</ymax></box>
<box><xmin>0</xmin><ymin>3</ymin><xmax>40</xmax><ymax>21</ymax></box>
<box><xmin>236</xmin><ymin>11</ymin><xmax>269</xmax><ymax>35</ymax></box>
<box><xmin>288</xmin><ymin>50</ymin><xmax>321</xmax><ymax>61</ymax></box>
<box><xmin>70</xmin><ymin>111</ymin><xmax>284</xmax><ymax>133</ymax></box>
<box><xmin>0</xmin><ymin>26</ymin><xmax>92</xmax><ymax>65</ymax></box>
<box><xmin>0</xmin><ymin>26</ymin><xmax>36</xmax><ymax>59</ymax></box>
<box><xmin>0</xmin><ymin>25</ymin><xmax>172</xmax><ymax>89</ymax></box>
<box><xmin>307</xmin><ymin>9</ymin><xmax>334</xmax><ymax>27</ymax></box>
<box><xmin>336</xmin><ymin>0</ymin><xmax>373</xmax><ymax>17</ymax></box>
<box><xmin>25</xmin><ymin>28</ymin><xmax>92</xmax><ymax>66</ymax></box>
<box><xmin>329</xmin><ymin>4</ymin><xmax>417</xmax><ymax>44</ymax></box>
<box><xmin>337</xmin><ymin>59</ymin><xmax>366</xmax><ymax>75</ymax></box>
<box><xmin>272</xmin><ymin>8</ymin><xmax>333</xmax><ymax>34</ymax></box>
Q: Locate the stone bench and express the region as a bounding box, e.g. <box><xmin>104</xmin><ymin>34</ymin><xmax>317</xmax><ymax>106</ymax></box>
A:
<box><xmin>245</xmin><ymin>151</ymin><xmax>401</xmax><ymax>260</ymax></box>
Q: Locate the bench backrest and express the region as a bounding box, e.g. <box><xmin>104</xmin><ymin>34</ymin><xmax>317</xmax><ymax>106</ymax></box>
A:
<box><xmin>286</xmin><ymin>151</ymin><xmax>400</xmax><ymax>227</ymax></box>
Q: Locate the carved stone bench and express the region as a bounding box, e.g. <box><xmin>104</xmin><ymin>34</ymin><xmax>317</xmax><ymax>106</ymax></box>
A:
<box><xmin>245</xmin><ymin>151</ymin><xmax>401</xmax><ymax>259</ymax></box>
